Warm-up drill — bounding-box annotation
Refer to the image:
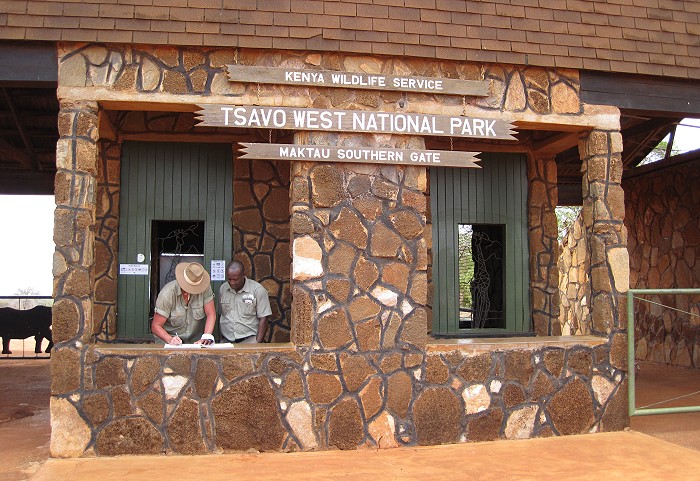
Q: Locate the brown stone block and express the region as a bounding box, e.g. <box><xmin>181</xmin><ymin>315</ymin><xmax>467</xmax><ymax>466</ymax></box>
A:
<box><xmin>58</xmin><ymin>111</ymin><xmax>75</xmax><ymax>137</ymax></box>
<box><xmin>600</xmin><ymin>381</ymin><xmax>629</xmax><ymax>431</ymax></box>
<box><xmin>348</xmin><ymin>295</ymin><xmax>381</xmax><ymax>323</ymax></box>
<box><xmin>457</xmin><ymin>353</ymin><xmax>493</xmax><ymax>383</ymax></box>
<box><xmin>339</xmin><ymin>353</ymin><xmax>376</xmax><ymax>392</ymax></box>
<box><xmin>51</xmin><ymin>348</ymin><xmax>82</xmax><ymax>395</ymax></box>
<box><xmin>348</xmin><ymin>174</ymin><xmax>371</xmax><ymax>198</ymax></box>
<box><xmin>96</xmin><ymin>418</ymin><xmax>164</xmax><ymax>455</ymax></box>
<box><xmin>95</xmin><ymin>277</ymin><xmax>117</xmax><ymax>303</ymax></box>
<box><xmin>389</xmin><ymin>209</ymin><xmax>424</xmax><ymax>239</ymax></box>
<box><xmin>609</xmin><ymin>331</ymin><xmax>628</xmax><ymax>370</ymax></box>
<box><xmin>233</xmin><ymin>208</ymin><xmax>263</xmax><ymax>234</ymax></box>
<box><xmin>567</xmin><ymin>349</ymin><xmax>592</xmax><ymax>376</ymax></box>
<box><xmin>531</xmin><ymin>371</ymin><xmax>555</xmax><ymax>400</ymax></box>
<box><xmin>591</xmin><ymin>266</ymin><xmax>612</xmax><ymax>292</ymax></box>
<box><xmin>63</xmin><ymin>268</ymin><xmax>91</xmax><ymax>298</ymax></box>
<box><xmin>331</xmin><ymin>207</ymin><xmax>368</xmax><ymax>249</ymax></box>
<box><xmin>360</xmin><ymin>377</ymin><xmax>383</xmax><ymax>420</ymax></box>
<box><xmin>386</xmin><ymin>371</ymin><xmax>412</xmax><ymax>418</ymax></box>
<box><xmin>547</xmin><ymin>377</ymin><xmax>595</xmax><ymax>435</ymax></box>
<box><xmin>505</xmin><ymin>351</ymin><xmax>534</xmax><ymax>385</ymax></box>
<box><xmin>355</xmin><ymin>319</ymin><xmax>381</xmax><ymax>351</ymax></box>
<box><xmin>138</xmin><ymin>390</ymin><xmax>164</xmax><ymax>425</ymax></box>
<box><xmin>161</xmin><ymin>69</ymin><xmax>188</xmax><ymax>94</ymax></box>
<box><xmin>327</xmin><ymin>278</ymin><xmax>351</xmax><ymax>303</ymax></box>
<box><xmin>165</xmin><ymin>355</ymin><xmax>192</xmax><ymax>376</ymax></box>
<box><xmin>401</xmin><ymin>308</ymin><xmax>428</xmax><ymax>347</ymax></box>
<box><xmin>75</xmin><ymin>139</ymin><xmax>98</xmax><ymax>175</ymax></box>
<box><xmin>310</xmin><ymin>164</ymin><xmax>345</xmax><ymax>207</ymax></box>
<box><xmin>370</xmin><ymin>221</ymin><xmax>402</xmax><ymax>258</ymax></box>
<box><xmin>591</xmin><ymin>294</ymin><xmax>613</xmax><ymax>334</ymax></box>
<box><xmin>425</xmin><ymin>355</ymin><xmax>450</xmax><ymax>384</ymax></box>
<box><xmin>234</xmin><ymin>180</ymin><xmax>256</xmax><ymax>207</ymax></box>
<box><xmin>310</xmin><ymin>353</ymin><xmax>337</xmax><ymax>372</ymax></box>
<box><xmin>83</xmin><ymin>392</ymin><xmax>110</xmax><ymax>426</ymax></box>
<box><xmin>52</xmin><ymin>298</ymin><xmax>81</xmax><ymax>343</ymax></box>
<box><xmin>254</xmin><ymin>254</ymin><xmax>272</xmax><ymax>279</ymax></box>
<box><xmin>352</xmin><ymin>196</ymin><xmax>383</xmax><ymax>221</ymax></box>
<box><xmin>96</xmin><ymin>357</ymin><xmax>127</xmax><ymax>389</ymax></box>
<box><xmin>263</xmin><ymin>187</ymin><xmax>291</xmax><ymax>222</ymax></box>
<box><xmin>503</xmin><ymin>383</ymin><xmax>526</xmax><ymax>408</ymax></box>
<box><xmin>307</xmin><ymin>371</ymin><xmax>343</xmax><ymax>404</ymax></box>
<box><xmin>282</xmin><ymin>370</ymin><xmax>304</xmax><ymax>399</ymax></box>
<box><xmin>212</xmin><ymin>375</ymin><xmax>286</xmax><ymax>451</ymax></box>
<box><xmin>354</xmin><ymin>256</ymin><xmax>379</xmax><ymax>291</ymax></box>
<box><xmin>414</xmin><ymin>387</ymin><xmax>462</xmax><ymax>445</ymax></box>
<box><xmin>54</xmin><ymin>209</ymin><xmax>75</xmax><ymax>247</ymax></box>
<box><xmin>318</xmin><ymin>308</ymin><xmax>353</xmax><ymax>350</ymax></box>
<box><xmin>382</xmin><ymin>261</ymin><xmax>410</xmax><ymax>293</ymax></box>
<box><xmin>379</xmin><ymin>352</ymin><xmax>402</xmax><ymax>374</ymax></box>
<box><xmin>194</xmin><ymin>358</ymin><xmax>219</xmax><ymax>400</ymax></box>
<box><xmin>467</xmin><ymin>408</ymin><xmax>503</xmax><ymax>442</ymax></box>
<box><xmin>401</xmin><ymin>189</ymin><xmax>427</xmax><ymax>213</ymax></box>
<box><xmin>291</xmin><ymin>286</ymin><xmax>313</xmax><ymax>346</ymax></box>
<box><xmin>112</xmin><ymin>386</ymin><xmax>133</xmax><ymax>417</ymax></box>
<box><xmin>131</xmin><ymin>357</ymin><xmax>161</xmax><ymax>396</ymax></box>
<box><xmin>221</xmin><ymin>355</ymin><xmax>254</xmax><ymax>382</ymax></box>
<box><xmin>168</xmin><ymin>398</ymin><xmax>208</xmax><ymax>454</ymax></box>
<box><xmin>291</xmin><ymin>212</ymin><xmax>315</xmax><ymax>235</ymax></box>
<box><xmin>328</xmin><ymin>397</ymin><xmax>364</xmax><ymax>450</ymax></box>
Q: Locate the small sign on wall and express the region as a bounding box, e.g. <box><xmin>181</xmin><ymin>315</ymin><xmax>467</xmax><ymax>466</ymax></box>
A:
<box><xmin>120</xmin><ymin>264</ymin><xmax>149</xmax><ymax>275</ymax></box>
<box><xmin>211</xmin><ymin>260</ymin><xmax>226</xmax><ymax>281</ymax></box>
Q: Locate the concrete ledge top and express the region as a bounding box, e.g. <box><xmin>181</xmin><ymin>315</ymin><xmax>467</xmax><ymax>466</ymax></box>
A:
<box><xmin>426</xmin><ymin>335</ymin><xmax>608</xmax><ymax>353</ymax></box>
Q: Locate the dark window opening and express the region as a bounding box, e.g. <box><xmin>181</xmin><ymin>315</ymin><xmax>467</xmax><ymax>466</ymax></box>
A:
<box><xmin>149</xmin><ymin>220</ymin><xmax>205</xmax><ymax>316</ymax></box>
<box><xmin>458</xmin><ymin>224</ymin><xmax>505</xmax><ymax>330</ymax></box>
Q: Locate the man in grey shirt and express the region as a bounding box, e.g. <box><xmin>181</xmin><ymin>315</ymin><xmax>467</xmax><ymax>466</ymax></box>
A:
<box><xmin>219</xmin><ymin>260</ymin><xmax>272</xmax><ymax>344</ymax></box>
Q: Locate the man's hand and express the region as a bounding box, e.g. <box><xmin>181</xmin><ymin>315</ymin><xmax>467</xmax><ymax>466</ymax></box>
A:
<box><xmin>169</xmin><ymin>333</ymin><xmax>182</xmax><ymax>345</ymax></box>
<box><xmin>195</xmin><ymin>333</ymin><xmax>215</xmax><ymax>346</ymax></box>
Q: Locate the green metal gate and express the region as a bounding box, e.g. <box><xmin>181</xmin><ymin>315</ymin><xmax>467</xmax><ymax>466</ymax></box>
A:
<box><xmin>430</xmin><ymin>153</ymin><xmax>530</xmax><ymax>336</ymax></box>
<box><xmin>117</xmin><ymin>142</ymin><xmax>233</xmax><ymax>339</ymax></box>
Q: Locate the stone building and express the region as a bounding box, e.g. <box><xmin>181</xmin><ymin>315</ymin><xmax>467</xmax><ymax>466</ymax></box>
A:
<box><xmin>0</xmin><ymin>0</ymin><xmax>698</xmax><ymax>457</ymax></box>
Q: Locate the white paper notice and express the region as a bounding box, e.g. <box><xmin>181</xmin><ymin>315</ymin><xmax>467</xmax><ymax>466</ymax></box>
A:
<box><xmin>211</xmin><ymin>260</ymin><xmax>226</xmax><ymax>281</ymax></box>
<box><xmin>120</xmin><ymin>264</ymin><xmax>149</xmax><ymax>275</ymax></box>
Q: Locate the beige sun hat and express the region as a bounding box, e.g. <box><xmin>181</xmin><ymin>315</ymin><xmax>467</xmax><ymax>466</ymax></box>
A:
<box><xmin>175</xmin><ymin>262</ymin><xmax>210</xmax><ymax>295</ymax></box>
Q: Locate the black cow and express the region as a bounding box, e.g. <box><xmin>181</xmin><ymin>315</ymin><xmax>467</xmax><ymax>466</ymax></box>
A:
<box><xmin>0</xmin><ymin>305</ymin><xmax>53</xmax><ymax>355</ymax></box>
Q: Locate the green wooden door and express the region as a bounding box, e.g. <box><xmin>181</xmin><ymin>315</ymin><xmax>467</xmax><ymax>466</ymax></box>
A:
<box><xmin>430</xmin><ymin>153</ymin><xmax>530</xmax><ymax>336</ymax></box>
<box><xmin>117</xmin><ymin>142</ymin><xmax>233</xmax><ymax>339</ymax></box>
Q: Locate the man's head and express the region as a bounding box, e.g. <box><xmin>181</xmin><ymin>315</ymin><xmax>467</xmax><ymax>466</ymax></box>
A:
<box><xmin>226</xmin><ymin>260</ymin><xmax>246</xmax><ymax>291</ymax></box>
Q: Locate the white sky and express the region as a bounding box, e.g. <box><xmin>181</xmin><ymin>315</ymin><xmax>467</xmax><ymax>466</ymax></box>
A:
<box><xmin>0</xmin><ymin>118</ymin><xmax>698</xmax><ymax>297</ymax></box>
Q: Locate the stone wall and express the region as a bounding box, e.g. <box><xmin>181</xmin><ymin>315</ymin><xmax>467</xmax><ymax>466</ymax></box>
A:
<box><xmin>232</xmin><ymin>157</ymin><xmax>292</xmax><ymax>343</ymax></box>
<box><xmin>51</xmin><ymin>42</ymin><xmax>629</xmax><ymax>456</ymax></box>
<box><xmin>625</xmin><ymin>162</ymin><xmax>700</xmax><ymax>367</ymax></box>
<box><xmin>558</xmin><ymin>214</ymin><xmax>592</xmax><ymax>335</ymax></box>
<box><xmin>53</xmin><ymin>339</ymin><xmax>627</xmax><ymax>455</ymax></box>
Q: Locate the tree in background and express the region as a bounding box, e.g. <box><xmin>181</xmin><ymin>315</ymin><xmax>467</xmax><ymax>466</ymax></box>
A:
<box><xmin>556</xmin><ymin>206</ymin><xmax>582</xmax><ymax>243</ymax></box>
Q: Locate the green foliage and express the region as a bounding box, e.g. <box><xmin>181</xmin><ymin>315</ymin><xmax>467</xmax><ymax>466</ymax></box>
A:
<box><xmin>556</xmin><ymin>206</ymin><xmax>581</xmax><ymax>243</ymax></box>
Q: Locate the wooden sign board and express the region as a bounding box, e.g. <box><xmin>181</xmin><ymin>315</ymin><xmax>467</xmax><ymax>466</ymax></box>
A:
<box><xmin>227</xmin><ymin>65</ymin><xmax>490</xmax><ymax>97</ymax></box>
<box><xmin>197</xmin><ymin>106</ymin><xmax>516</xmax><ymax>140</ymax></box>
<box><xmin>239</xmin><ymin>143</ymin><xmax>481</xmax><ymax>168</ymax></box>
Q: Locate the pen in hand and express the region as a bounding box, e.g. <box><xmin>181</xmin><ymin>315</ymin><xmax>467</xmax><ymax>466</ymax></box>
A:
<box><xmin>170</xmin><ymin>332</ymin><xmax>182</xmax><ymax>346</ymax></box>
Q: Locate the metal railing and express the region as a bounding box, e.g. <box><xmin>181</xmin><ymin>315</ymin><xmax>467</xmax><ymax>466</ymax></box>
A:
<box><xmin>627</xmin><ymin>288</ymin><xmax>700</xmax><ymax>417</ymax></box>
<box><xmin>0</xmin><ymin>295</ymin><xmax>53</xmax><ymax>359</ymax></box>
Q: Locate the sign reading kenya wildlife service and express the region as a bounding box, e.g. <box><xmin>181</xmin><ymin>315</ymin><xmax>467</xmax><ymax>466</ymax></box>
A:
<box><xmin>196</xmin><ymin>106</ymin><xmax>516</xmax><ymax>140</ymax></box>
<box><xmin>239</xmin><ymin>143</ymin><xmax>481</xmax><ymax>168</ymax></box>
<box><xmin>226</xmin><ymin>65</ymin><xmax>490</xmax><ymax>96</ymax></box>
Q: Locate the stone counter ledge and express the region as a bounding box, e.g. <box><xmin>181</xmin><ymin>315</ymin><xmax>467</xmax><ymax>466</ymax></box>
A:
<box><xmin>427</xmin><ymin>335</ymin><xmax>607</xmax><ymax>353</ymax></box>
<box><xmin>93</xmin><ymin>342</ymin><xmax>296</xmax><ymax>356</ymax></box>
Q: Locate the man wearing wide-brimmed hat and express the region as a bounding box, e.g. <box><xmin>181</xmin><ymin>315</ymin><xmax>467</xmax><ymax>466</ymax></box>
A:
<box><xmin>151</xmin><ymin>262</ymin><xmax>217</xmax><ymax>345</ymax></box>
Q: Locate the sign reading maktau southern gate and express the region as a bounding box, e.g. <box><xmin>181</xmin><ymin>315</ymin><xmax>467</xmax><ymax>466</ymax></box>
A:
<box><xmin>239</xmin><ymin>143</ymin><xmax>480</xmax><ymax>168</ymax></box>
<box><xmin>196</xmin><ymin>106</ymin><xmax>516</xmax><ymax>140</ymax></box>
<box><xmin>226</xmin><ymin>65</ymin><xmax>490</xmax><ymax>96</ymax></box>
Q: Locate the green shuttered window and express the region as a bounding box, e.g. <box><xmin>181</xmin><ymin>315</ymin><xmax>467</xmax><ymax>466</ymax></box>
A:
<box><xmin>430</xmin><ymin>153</ymin><xmax>531</xmax><ymax>336</ymax></box>
<box><xmin>117</xmin><ymin>142</ymin><xmax>233</xmax><ymax>340</ymax></box>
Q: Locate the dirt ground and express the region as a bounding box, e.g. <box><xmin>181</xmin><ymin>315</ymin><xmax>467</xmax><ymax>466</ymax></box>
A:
<box><xmin>0</xmin><ymin>359</ymin><xmax>50</xmax><ymax>481</ymax></box>
<box><xmin>0</xmin><ymin>357</ymin><xmax>697</xmax><ymax>481</ymax></box>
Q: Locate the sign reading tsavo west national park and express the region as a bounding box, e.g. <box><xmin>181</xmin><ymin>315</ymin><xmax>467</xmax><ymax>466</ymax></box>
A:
<box><xmin>196</xmin><ymin>106</ymin><xmax>516</xmax><ymax>140</ymax></box>
<box><xmin>239</xmin><ymin>143</ymin><xmax>481</xmax><ymax>168</ymax></box>
<box><xmin>226</xmin><ymin>65</ymin><xmax>490</xmax><ymax>96</ymax></box>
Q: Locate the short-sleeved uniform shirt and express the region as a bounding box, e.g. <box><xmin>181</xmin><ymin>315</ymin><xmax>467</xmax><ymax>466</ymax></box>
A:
<box><xmin>219</xmin><ymin>277</ymin><xmax>272</xmax><ymax>342</ymax></box>
<box><xmin>153</xmin><ymin>280</ymin><xmax>214</xmax><ymax>344</ymax></box>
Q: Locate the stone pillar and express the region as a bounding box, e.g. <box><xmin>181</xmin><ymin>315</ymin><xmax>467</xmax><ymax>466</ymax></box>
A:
<box><xmin>290</xmin><ymin>131</ymin><xmax>428</xmax><ymax>352</ymax></box>
<box><xmin>579</xmin><ymin>129</ymin><xmax>629</xmax><ymax>365</ymax></box>
<box><xmin>50</xmin><ymin>100</ymin><xmax>100</xmax><ymax>456</ymax></box>
<box><xmin>527</xmin><ymin>153</ymin><xmax>561</xmax><ymax>336</ymax></box>
<box><xmin>94</xmin><ymin>140</ymin><xmax>121</xmax><ymax>341</ymax></box>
